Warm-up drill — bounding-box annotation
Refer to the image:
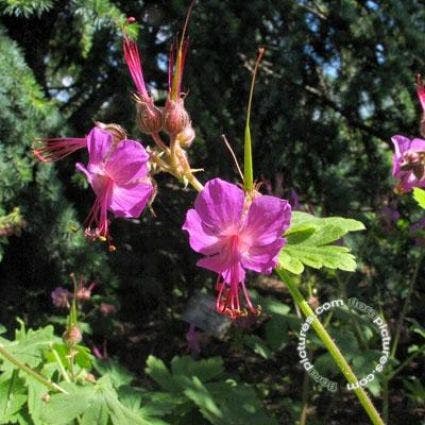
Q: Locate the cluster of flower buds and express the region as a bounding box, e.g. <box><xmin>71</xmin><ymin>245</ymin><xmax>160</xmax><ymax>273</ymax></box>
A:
<box><xmin>0</xmin><ymin>208</ymin><xmax>27</xmax><ymax>237</ymax></box>
<box><xmin>51</xmin><ymin>275</ymin><xmax>96</xmax><ymax>309</ymax></box>
<box><xmin>391</xmin><ymin>75</ymin><xmax>425</xmax><ymax>193</ymax></box>
<box><xmin>123</xmin><ymin>12</ymin><xmax>199</xmax><ymax>189</ymax></box>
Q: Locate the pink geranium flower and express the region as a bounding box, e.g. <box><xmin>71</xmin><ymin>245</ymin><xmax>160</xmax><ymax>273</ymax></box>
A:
<box><xmin>183</xmin><ymin>178</ymin><xmax>291</xmax><ymax>318</ymax></box>
<box><xmin>76</xmin><ymin>127</ymin><xmax>153</xmax><ymax>243</ymax></box>
<box><xmin>391</xmin><ymin>135</ymin><xmax>425</xmax><ymax>193</ymax></box>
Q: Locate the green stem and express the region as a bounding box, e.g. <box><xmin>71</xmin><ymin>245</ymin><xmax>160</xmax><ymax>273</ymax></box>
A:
<box><xmin>51</xmin><ymin>345</ymin><xmax>71</xmax><ymax>383</ymax></box>
<box><xmin>299</xmin><ymin>372</ymin><xmax>309</xmax><ymax>425</ymax></box>
<box><xmin>277</xmin><ymin>268</ymin><xmax>385</xmax><ymax>425</ymax></box>
<box><xmin>244</xmin><ymin>48</ymin><xmax>264</xmax><ymax>192</ymax></box>
<box><xmin>382</xmin><ymin>252</ymin><xmax>423</xmax><ymax>423</ymax></box>
<box><xmin>382</xmin><ymin>376</ymin><xmax>389</xmax><ymax>424</ymax></box>
<box><xmin>387</xmin><ymin>350</ymin><xmax>422</xmax><ymax>380</ymax></box>
<box><xmin>0</xmin><ymin>344</ymin><xmax>67</xmax><ymax>394</ymax></box>
<box><xmin>390</xmin><ymin>252</ymin><xmax>424</xmax><ymax>359</ymax></box>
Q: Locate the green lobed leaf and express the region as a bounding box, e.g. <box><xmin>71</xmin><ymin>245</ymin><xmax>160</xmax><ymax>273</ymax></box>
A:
<box><xmin>0</xmin><ymin>325</ymin><xmax>58</xmax><ymax>369</ymax></box>
<box><xmin>145</xmin><ymin>356</ymin><xmax>180</xmax><ymax>393</ymax></box>
<box><xmin>0</xmin><ymin>372</ymin><xmax>27</xmax><ymax>424</ymax></box>
<box><xmin>40</xmin><ymin>382</ymin><xmax>96</xmax><ymax>424</ymax></box>
<box><xmin>170</xmin><ymin>356</ymin><xmax>224</xmax><ymax>383</ymax></box>
<box><xmin>279</xmin><ymin>211</ymin><xmax>365</xmax><ymax>274</ymax></box>
<box><xmin>413</xmin><ymin>188</ymin><xmax>425</xmax><ymax>209</ymax></box>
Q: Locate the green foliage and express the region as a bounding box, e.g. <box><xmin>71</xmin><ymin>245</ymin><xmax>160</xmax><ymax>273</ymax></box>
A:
<box><xmin>41</xmin><ymin>377</ymin><xmax>162</xmax><ymax>425</ymax></box>
<box><xmin>0</xmin><ymin>323</ymin><xmax>168</xmax><ymax>425</ymax></box>
<box><xmin>279</xmin><ymin>211</ymin><xmax>365</xmax><ymax>274</ymax></box>
<box><xmin>73</xmin><ymin>0</ymin><xmax>136</xmax><ymax>57</ymax></box>
<box><xmin>412</xmin><ymin>188</ymin><xmax>425</xmax><ymax>209</ymax></box>
<box><xmin>0</xmin><ymin>0</ymin><xmax>54</xmax><ymax>18</ymax></box>
<box><xmin>144</xmin><ymin>355</ymin><xmax>277</xmax><ymax>425</ymax></box>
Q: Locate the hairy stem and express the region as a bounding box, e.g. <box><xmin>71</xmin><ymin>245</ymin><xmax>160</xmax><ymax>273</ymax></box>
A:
<box><xmin>0</xmin><ymin>344</ymin><xmax>67</xmax><ymax>394</ymax></box>
<box><xmin>277</xmin><ymin>268</ymin><xmax>385</xmax><ymax>425</ymax></box>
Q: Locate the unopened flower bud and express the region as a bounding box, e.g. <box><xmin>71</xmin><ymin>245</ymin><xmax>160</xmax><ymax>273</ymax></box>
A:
<box><xmin>176</xmin><ymin>124</ymin><xmax>195</xmax><ymax>148</ymax></box>
<box><xmin>163</xmin><ymin>98</ymin><xmax>190</xmax><ymax>136</ymax></box>
<box><xmin>308</xmin><ymin>296</ymin><xmax>320</xmax><ymax>310</ymax></box>
<box><xmin>84</xmin><ymin>373</ymin><xmax>97</xmax><ymax>383</ymax></box>
<box><xmin>95</xmin><ymin>122</ymin><xmax>127</xmax><ymax>144</ymax></box>
<box><xmin>76</xmin><ymin>285</ymin><xmax>94</xmax><ymax>302</ymax></box>
<box><xmin>63</xmin><ymin>325</ymin><xmax>82</xmax><ymax>345</ymax></box>
<box><xmin>135</xmin><ymin>96</ymin><xmax>163</xmax><ymax>134</ymax></box>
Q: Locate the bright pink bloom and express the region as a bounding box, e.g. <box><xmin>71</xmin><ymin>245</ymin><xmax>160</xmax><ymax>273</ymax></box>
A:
<box><xmin>391</xmin><ymin>135</ymin><xmax>425</xmax><ymax>193</ymax></box>
<box><xmin>34</xmin><ymin>137</ymin><xmax>87</xmax><ymax>162</ymax></box>
<box><xmin>76</xmin><ymin>127</ymin><xmax>153</xmax><ymax>241</ymax></box>
<box><xmin>183</xmin><ymin>178</ymin><xmax>291</xmax><ymax>318</ymax></box>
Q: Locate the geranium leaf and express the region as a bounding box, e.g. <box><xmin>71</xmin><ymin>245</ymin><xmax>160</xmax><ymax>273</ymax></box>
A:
<box><xmin>280</xmin><ymin>211</ymin><xmax>365</xmax><ymax>274</ymax></box>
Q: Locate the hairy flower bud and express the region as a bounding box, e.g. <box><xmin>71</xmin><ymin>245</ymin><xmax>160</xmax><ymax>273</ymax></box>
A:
<box><xmin>95</xmin><ymin>122</ymin><xmax>128</xmax><ymax>144</ymax></box>
<box><xmin>176</xmin><ymin>124</ymin><xmax>195</xmax><ymax>148</ymax></box>
<box><xmin>135</xmin><ymin>96</ymin><xmax>163</xmax><ymax>134</ymax></box>
<box><xmin>63</xmin><ymin>325</ymin><xmax>82</xmax><ymax>345</ymax></box>
<box><xmin>163</xmin><ymin>98</ymin><xmax>190</xmax><ymax>136</ymax></box>
<box><xmin>75</xmin><ymin>281</ymin><xmax>95</xmax><ymax>302</ymax></box>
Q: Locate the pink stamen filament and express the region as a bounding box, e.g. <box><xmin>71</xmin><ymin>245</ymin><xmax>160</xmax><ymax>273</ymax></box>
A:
<box><xmin>123</xmin><ymin>37</ymin><xmax>149</xmax><ymax>99</ymax></box>
<box><xmin>33</xmin><ymin>138</ymin><xmax>86</xmax><ymax>162</ymax></box>
<box><xmin>84</xmin><ymin>179</ymin><xmax>113</xmax><ymax>240</ymax></box>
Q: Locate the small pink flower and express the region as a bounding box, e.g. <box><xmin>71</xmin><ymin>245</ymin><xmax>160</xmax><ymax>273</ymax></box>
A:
<box><xmin>183</xmin><ymin>178</ymin><xmax>291</xmax><ymax>318</ymax></box>
<box><xmin>51</xmin><ymin>287</ymin><xmax>72</xmax><ymax>309</ymax></box>
<box><xmin>76</xmin><ymin>127</ymin><xmax>154</xmax><ymax>242</ymax></box>
<box><xmin>99</xmin><ymin>303</ymin><xmax>117</xmax><ymax>316</ymax></box>
<box><xmin>92</xmin><ymin>341</ymin><xmax>108</xmax><ymax>360</ymax></box>
<box><xmin>186</xmin><ymin>324</ymin><xmax>201</xmax><ymax>355</ymax></box>
<box><xmin>391</xmin><ymin>135</ymin><xmax>425</xmax><ymax>193</ymax></box>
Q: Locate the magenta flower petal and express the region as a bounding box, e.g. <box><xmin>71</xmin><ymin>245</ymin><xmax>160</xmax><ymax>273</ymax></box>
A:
<box><xmin>105</xmin><ymin>140</ymin><xmax>150</xmax><ymax>185</ymax></box>
<box><xmin>182</xmin><ymin>209</ymin><xmax>221</xmax><ymax>255</ymax></box>
<box><xmin>241</xmin><ymin>239</ymin><xmax>285</xmax><ymax>274</ymax></box>
<box><xmin>410</xmin><ymin>138</ymin><xmax>425</xmax><ymax>151</ymax></box>
<box><xmin>109</xmin><ymin>182</ymin><xmax>153</xmax><ymax>218</ymax></box>
<box><xmin>391</xmin><ymin>135</ymin><xmax>425</xmax><ymax>192</ymax></box>
<box><xmin>243</xmin><ymin>195</ymin><xmax>291</xmax><ymax>245</ymax></box>
<box><xmin>194</xmin><ymin>178</ymin><xmax>244</xmax><ymax>231</ymax></box>
<box><xmin>86</xmin><ymin>127</ymin><xmax>113</xmax><ymax>166</ymax></box>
